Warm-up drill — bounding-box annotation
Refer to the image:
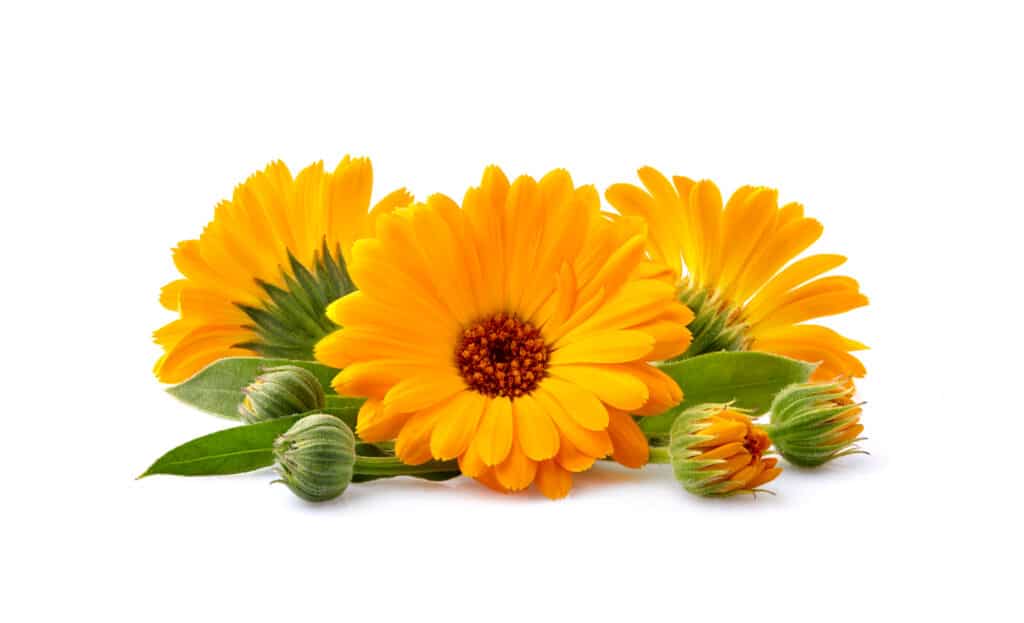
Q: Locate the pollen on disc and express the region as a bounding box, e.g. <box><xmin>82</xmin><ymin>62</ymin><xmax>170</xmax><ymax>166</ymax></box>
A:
<box><xmin>455</xmin><ymin>313</ymin><xmax>550</xmax><ymax>398</ymax></box>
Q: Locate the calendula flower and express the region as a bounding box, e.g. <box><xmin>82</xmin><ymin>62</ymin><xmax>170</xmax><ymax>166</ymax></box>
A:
<box><xmin>315</xmin><ymin>167</ymin><xmax>693</xmax><ymax>499</ymax></box>
<box><xmin>766</xmin><ymin>380</ymin><xmax>866</xmax><ymax>467</ymax></box>
<box><xmin>668</xmin><ymin>404</ymin><xmax>782</xmax><ymax>496</ymax></box>
<box><xmin>154</xmin><ymin>158</ymin><xmax>411</xmax><ymax>383</ymax></box>
<box><xmin>606</xmin><ymin>169</ymin><xmax>868</xmax><ymax>382</ymax></box>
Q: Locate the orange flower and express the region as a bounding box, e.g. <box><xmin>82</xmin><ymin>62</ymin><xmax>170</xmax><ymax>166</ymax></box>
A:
<box><xmin>315</xmin><ymin>167</ymin><xmax>693</xmax><ymax>498</ymax></box>
<box><xmin>154</xmin><ymin>158</ymin><xmax>410</xmax><ymax>383</ymax></box>
<box><xmin>607</xmin><ymin>168</ymin><xmax>868</xmax><ymax>382</ymax></box>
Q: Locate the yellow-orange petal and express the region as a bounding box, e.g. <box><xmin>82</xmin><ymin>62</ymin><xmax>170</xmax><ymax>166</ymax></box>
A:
<box><xmin>474</xmin><ymin>468</ymin><xmax>510</xmax><ymax>494</ymax></box>
<box><xmin>355</xmin><ymin>398</ymin><xmax>412</xmax><ymax>442</ymax></box>
<box><xmin>513</xmin><ymin>394</ymin><xmax>560</xmax><ymax>461</ymax></box>
<box><xmin>606</xmin><ymin>409</ymin><xmax>649</xmax><ymax>468</ymax></box>
<box><xmin>745</xmin><ymin>254</ymin><xmax>847</xmax><ymax>319</ymax></box>
<box><xmin>494</xmin><ymin>438</ymin><xmax>537</xmax><ymax>491</ymax></box>
<box><xmin>458</xmin><ymin>436</ymin><xmax>487</xmax><ymax>478</ymax></box>
<box><xmin>695</xmin><ymin>441</ymin><xmax>747</xmax><ymax>462</ymax></box>
<box><xmin>549</xmin><ymin>330</ymin><xmax>655</xmax><ymax>365</ymax></box>
<box><xmin>332</xmin><ymin>360</ymin><xmax>431</xmax><ymax>400</ymax></box>
<box><xmin>535</xmin><ymin>460</ymin><xmax>573</xmax><ymax>500</ymax></box>
<box><xmin>540</xmin><ymin>377</ymin><xmax>609</xmax><ymax>431</ymax></box>
<box><xmin>159</xmin><ymin>280</ymin><xmax>187</xmax><ymax>311</ymax></box>
<box><xmin>153</xmin><ymin>325</ymin><xmax>255</xmax><ymax>384</ymax></box>
<box><xmin>395</xmin><ymin>405</ymin><xmax>447</xmax><ymax>466</ymax></box>
<box><xmin>429</xmin><ymin>391</ymin><xmax>488</xmax><ymax>460</ymax></box>
<box><xmin>693</xmin><ymin>418</ymin><xmax>748</xmax><ymax>448</ymax></box>
<box><xmin>627</xmin><ymin>363</ymin><xmax>684</xmax><ymax>415</ymax></box>
<box><xmin>555</xmin><ymin>435</ymin><xmax>597</xmax><ymax>472</ymax></box>
<box><xmin>534</xmin><ymin>387</ymin><xmax>613</xmax><ymax>458</ymax></box>
<box><xmin>473</xmin><ymin>396</ymin><xmax>514</xmax><ymax>466</ymax></box>
<box><xmin>548</xmin><ymin>364</ymin><xmax>649</xmax><ymax>411</ymax></box>
<box><xmin>382</xmin><ymin>372</ymin><xmax>466</xmax><ymax>415</ymax></box>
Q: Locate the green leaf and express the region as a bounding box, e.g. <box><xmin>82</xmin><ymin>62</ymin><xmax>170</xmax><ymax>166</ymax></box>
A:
<box><xmin>139</xmin><ymin>415</ymin><xmax>304</xmax><ymax>478</ymax></box>
<box><xmin>639</xmin><ymin>351</ymin><xmax>816</xmax><ymax>435</ymax></box>
<box><xmin>139</xmin><ymin>406</ymin><xmax>361</xmax><ymax>478</ymax></box>
<box><xmin>319</xmin><ymin>406</ymin><xmax>360</xmax><ymax>431</ymax></box>
<box><xmin>325</xmin><ymin>394</ymin><xmax>366</xmax><ymax>412</ymax></box>
<box><xmin>166</xmin><ymin>357</ymin><xmax>344</xmax><ymax>419</ymax></box>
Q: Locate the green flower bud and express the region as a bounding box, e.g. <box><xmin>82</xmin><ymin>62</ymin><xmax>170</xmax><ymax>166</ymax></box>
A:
<box><xmin>767</xmin><ymin>380</ymin><xmax>866</xmax><ymax>467</ymax></box>
<box><xmin>273</xmin><ymin>414</ymin><xmax>356</xmax><ymax>502</ymax></box>
<box><xmin>238</xmin><ymin>365</ymin><xmax>325</xmax><ymax>423</ymax></box>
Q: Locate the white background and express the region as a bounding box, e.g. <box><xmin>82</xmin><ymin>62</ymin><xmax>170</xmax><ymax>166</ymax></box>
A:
<box><xmin>2</xmin><ymin>1</ymin><xmax>1020</xmax><ymax>620</ymax></box>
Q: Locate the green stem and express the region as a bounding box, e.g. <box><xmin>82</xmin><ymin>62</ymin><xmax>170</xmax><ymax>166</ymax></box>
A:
<box><xmin>353</xmin><ymin>455</ymin><xmax>459</xmax><ymax>477</ymax></box>
<box><xmin>648</xmin><ymin>446</ymin><xmax>671</xmax><ymax>464</ymax></box>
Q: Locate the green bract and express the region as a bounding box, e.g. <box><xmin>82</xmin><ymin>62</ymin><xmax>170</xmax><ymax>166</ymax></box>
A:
<box><xmin>239</xmin><ymin>365</ymin><xmax>326</xmax><ymax>423</ymax></box>
<box><xmin>237</xmin><ymin>244</ymin><xmax>355</xmax><ymax>361</ymax></box>
<box><xmin>669</xmin><ymin>404</ymin><xmax>736</xmax><ymax>496</ymax></box>
<box><xmin>673</xmin><ymin>282</ymin><xmax>750</xmax><ymax>359</ymax></box>
<box><xmin>273</xmin><ymin>414</ymin><xmax>356</xmax><ymax>502</ymax></box>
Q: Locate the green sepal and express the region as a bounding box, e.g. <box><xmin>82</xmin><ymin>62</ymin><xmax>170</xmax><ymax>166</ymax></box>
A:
<box><xmin>668</xmin><ymin>405</ymin><xmax>729</xmax><ymax>496</ymax></box>
<box><xmin>167</xmin><ymin>356</ymin><xmax>348</xmax><ymax>419</ymax></box>
<box><xmin>671</xmin><ymin>283</ymin><xmax>750</xmax><ymax>360</ymax></box>
<box><xmin>639</xmin><ymin>351</ymin><xmax>816</xmax><ymax>435</ymax></box>
<box><xmin>238</xmin><ymin>242</ymin><xmax>355</xmax><ymax>360</ymax></box>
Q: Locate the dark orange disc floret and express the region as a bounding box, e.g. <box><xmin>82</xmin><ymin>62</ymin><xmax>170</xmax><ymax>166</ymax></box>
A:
<box><xmin>743</xmin><ymin>426</ymin><xmax>771</xmax><ymax>460</ymax></box>
<box><xmin>455</xmin><ymin>313</ymin><xmax>551</xmax><ymax>398</ymax></box>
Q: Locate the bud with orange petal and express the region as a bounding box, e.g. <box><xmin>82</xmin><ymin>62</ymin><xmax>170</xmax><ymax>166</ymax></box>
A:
<box><xmin>766</xmin><ymin>380</ymin><xmax>866</xmax><ymax>467</ymax></box>
<box><xmin>668</xmin><ymin>404</ymin><xmax>782</xmax><ymax>496</ymax></box>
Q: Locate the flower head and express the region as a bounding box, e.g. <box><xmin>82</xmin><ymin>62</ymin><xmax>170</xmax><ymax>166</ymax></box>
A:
<box><xmin>153</xmin><ymin>158</ymin><xmax>412</xmax><ymax>383</ymax></box>
<box><xmin>238</xmin><ymin>365</ymin><xmax>326</xmax><ymax>424</ymax></box>
<box><xmin>274</xmin><ymin>413</ymin><xmax>357</xmax><ymax>502</ymax></box>
<box><xmin>606</xmin><ymin>169</ymin><xmax>868</xmax><ymax>382</ymax></box>
<box><xmin>669</xmin><ymin>404</ymin><xmax>782</xmax><ymax>496</ymax></box>
<box><xmin>315</xmin><ymin>167</ymin><xmax>693</xmax><ymax>498</ymax></box>
<box><xmin>767</xmin><ymin>380</ymin><xmax>866</xmax><ymax>467</ymax></box>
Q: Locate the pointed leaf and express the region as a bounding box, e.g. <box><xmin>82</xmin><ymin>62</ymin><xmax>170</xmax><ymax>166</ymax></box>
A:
<box><xmin>166</xmin><ymin>357</ymin><xmax>348</xmax><ymax>419</ymax></box>
<box><xmin>639</xmin><ymin>351</ymin><xmax>816</xmax><ymax>435</ymax></box>
<box><xmin>139</xmin><ymin>406</ymin><xmax>361</xmax><ymax>478</ymax></box>
<box><xmin>139</xmin><ymin>415</ymin><xmax>303</xmax><ymax>478</ymax></box>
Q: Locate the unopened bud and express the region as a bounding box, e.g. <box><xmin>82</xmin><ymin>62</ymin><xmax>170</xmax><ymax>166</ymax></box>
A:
<box><xmin>273</xmin><ymin>414</ymin><xmax>355</xmax><ymax>502</ymax></box>
<box><xmin>238</xmin><ymin>365</ymin><xmax>325</xmax><ymax>423</ymax></box>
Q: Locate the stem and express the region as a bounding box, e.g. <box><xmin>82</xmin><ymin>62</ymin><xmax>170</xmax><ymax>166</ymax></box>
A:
<box><xmin>353</xmin><ymin>455</ymin><xmax>460</xmax><ymax>477</ymax></box>
<box><xmin>648</xmin><ymin>446</ymin><xmax>671</xmax><ymax>464</ymax></box>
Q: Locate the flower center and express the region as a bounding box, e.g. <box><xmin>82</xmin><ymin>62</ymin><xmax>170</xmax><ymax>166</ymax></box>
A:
<box><xmin>743</xmin><ymin>426</ymin><xmax>771</xmax><ymax>460</ymax></box>
<box><xmin>455</xmin><ymin>313</ymin><xmax>550</xmax><ymax>398</ymax></box>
